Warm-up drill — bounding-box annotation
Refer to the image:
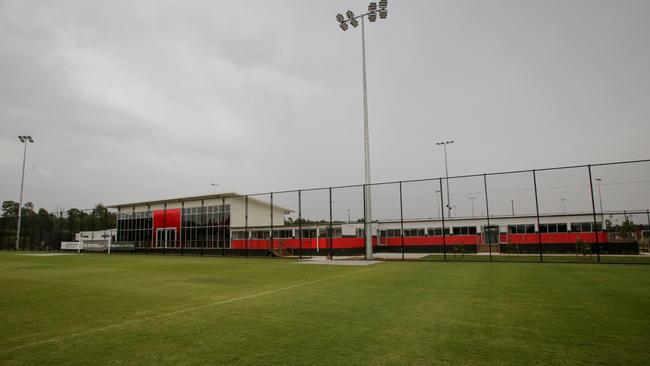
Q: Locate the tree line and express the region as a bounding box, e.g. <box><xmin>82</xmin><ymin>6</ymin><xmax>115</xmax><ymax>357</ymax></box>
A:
<box><xmin>0</xmin><ymin>201</ymin><xmax>116</xmax><ymax>251</ymax></box>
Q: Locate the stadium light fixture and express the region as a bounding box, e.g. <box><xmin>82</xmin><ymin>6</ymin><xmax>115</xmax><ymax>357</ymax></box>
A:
<box><xmin>16</xmin><ymin>135</ymin><xmax>35</xmax><ymax>251</ymax></box>
<box><xmin>335</xmin><ymin>1</ymin><xmax>388</xmax><ymax>260</ymax></box>
<box><xmin>436</xmin><ymin>140</ymin><xmax>455</xmax><ymax>219</ymax></box>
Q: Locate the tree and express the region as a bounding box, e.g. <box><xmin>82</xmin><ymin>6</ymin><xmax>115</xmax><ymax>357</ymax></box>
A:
<box><xmin>621</xmin><ymin>218</ymin><xmax>637</xmax><ymax>234</ymax></box>
<box><xmin>2</xmin><ymin>201</ymin><xmax>18</xmax><ymax>217</ymax></box>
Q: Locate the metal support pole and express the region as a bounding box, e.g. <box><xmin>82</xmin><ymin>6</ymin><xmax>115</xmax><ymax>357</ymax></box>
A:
<box><xmin>245</xmin><ymin>196</ymin><xmax>249</xmax><ymax>258</ymax></box>
<box><xmin>361</xmin><ymin>16</ymin><xmax>373</xmax><ymax>260</ymax></box>
<box><xmin>15</xmin><ymin>141</ymin><xmax>28</xmax><ymax>251</ymax></box>
<box><xmin>532</xmin><ymin>170</ymin><xmax>543</xmax><ymax>262</ymax></box>
<box><xmin>587</xmin><ymin>165</ymin><xmax>601</xmax><ymax>263</ymax></box>
<box><xmin>179</xmin><ymin>202</ymin><xmax>183</xmax><ymax>255</ymax></box>
<box><xmin>439</xmin><ymin>178</ymin><xmax>447</xmax><ymax>260</ymax></box>
<box><xmin>443</xmin><ymin>144</ymin><xmax>451</xmax><ymax>218</ymax></box>
<box><xmin>329</xmin><ymin>187</ymin><xmax>333</xmax><ymax>260</ymax></box>
<box><xmin>163</xmin><ymin>203</ymin><xmax>167</xmax><ymax>256</ymax></box>
<box><xmin>483</xmin><ymin>174</ymin><xmax>492</xmax><ymax>261</ymax></box>
<box><xmin>222</xmin><ymin>196</ymin><xmax>226</xmax><ymax>257</ymax></box>
<box><xmin>363</xmin><ymin>184</ymin><xmax>368</xmax><ymax>260</ymax></box>
<box><xmin>199</xmin><ymin>201</ymin><xmax>203</xmax><ymax>257</ymax></box>
<box><xmin>298</xmin><ymin>190</ymin><xmax>302</xmax><ymax>259</ymax></box>
<box><xmin>270</xmin><ymin>193</ymin><xmax>274</xmax><ymax>258</ymax></box>
<box><xmin>399</xmin><ymin>182</ymin><xmax>405</xmax><ymax>261</ymax></box>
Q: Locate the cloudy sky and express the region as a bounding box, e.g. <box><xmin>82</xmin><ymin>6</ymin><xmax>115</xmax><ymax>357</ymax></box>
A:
<box><xmin>1</xmin><ymin>0</ymin><xmax>649</xmax><ymax>213</ymax></box>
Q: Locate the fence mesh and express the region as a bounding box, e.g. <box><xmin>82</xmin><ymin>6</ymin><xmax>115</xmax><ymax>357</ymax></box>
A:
<box><xmin>2</xmin><ymin>159</ymin><xmax>649</xmax><ymax>263</ymax></box>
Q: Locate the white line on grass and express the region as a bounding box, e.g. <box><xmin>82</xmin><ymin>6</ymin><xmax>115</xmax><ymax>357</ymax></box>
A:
<box><xmin>1</xmin><ymin>267</ymin><xmax>373</xmax><ymax>354</ymax></box>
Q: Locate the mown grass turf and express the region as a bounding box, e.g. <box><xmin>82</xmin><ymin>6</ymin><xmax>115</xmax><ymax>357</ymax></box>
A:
<box><xmin>1</xmin><ymin>252</ymin><xmax>649</xmax><ymax>365</ymax></box>
<box><xmin>421</xmin><ymin>253</ymin><xmax>650</xmax><ymax>264</ymax></box>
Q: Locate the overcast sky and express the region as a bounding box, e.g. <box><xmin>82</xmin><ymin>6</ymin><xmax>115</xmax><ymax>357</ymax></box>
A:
<box><xmin>1</xmin><ymin>0</ymin><xmax>649</xmax><ymax>213</ymax></box>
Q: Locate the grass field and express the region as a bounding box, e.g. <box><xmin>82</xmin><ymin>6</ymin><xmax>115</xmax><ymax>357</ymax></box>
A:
<box><xmin>1</xmin><ymin>253</ymin><xmax>649</xmax><ymax>365</ymax></box>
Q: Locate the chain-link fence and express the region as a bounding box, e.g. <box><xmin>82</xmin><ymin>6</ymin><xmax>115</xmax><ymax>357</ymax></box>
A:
<box><xmin>2</xmin><ymin>159</ymin><xmax>649</xmax><ymax>263</ymax></box>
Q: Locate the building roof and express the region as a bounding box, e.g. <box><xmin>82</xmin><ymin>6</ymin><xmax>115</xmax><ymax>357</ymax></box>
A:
<box><xmin>107</xmin><ymin>192</ymin><xmax>294</xmax><ymax>213</ymax></box>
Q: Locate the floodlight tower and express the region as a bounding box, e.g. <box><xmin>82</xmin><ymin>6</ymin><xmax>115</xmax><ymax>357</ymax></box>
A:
<box><xmin>336</xmin><ymin>1</ymin><xmax>387</xmax><ymax>259</ymax></box>
<box><xmin>16</xmin><ymin>135</ymin><xmax>34</xmax><ymax>251</ymax></box>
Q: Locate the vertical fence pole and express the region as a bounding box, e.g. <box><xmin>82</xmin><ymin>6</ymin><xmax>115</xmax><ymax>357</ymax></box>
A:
<box><xmin>363</xmin><ymin>184</ymin><xmax>368</xmax><ymax>260</ymax></box>
<box><xmin>205</xmin><ymin>202</ymin><xmax>209</xmax><ymax>256</ymax></box>
<box><xmin>298</xmin><ymin>190</ymin><xmax>302</xmax><ymax>259</ymax></box>
<box><xmin>532</xmin><ymin>170</ymin><xmax>543</xmax><ymax>262</ymax></box>
<box><xmin>245</xmin><ymin>195</ymin><xmax>249</xmax><ymax>258</ymax></box>
<box><xmin>587</xmin><ymin>165</ymin><xmax>601</xmax><ymax>263</ymax></box>
<box><xmin>483</xmin><ymin>174</ymin><xmax>492</xmax><ymax>261</ymax></box>
<box><xmin>329</xmin><ymin>187</ymin><xmax>333</xmax><ymax>260</ymax></box>
<box><xmin>222</xmin><ymin>196</ymin><xmax>226</xmax><ymax>257</ymax></box>
<box><xmin>270</xmin><ymin>193</ymin><xmax>274</xmax><ymax>258</ymax></box>
<box><xmin>199</xmin><ymin>201</ymin><xmax>203</xmax><ymax>257</ymax></box>
<box><xmin>144</xmin><ymin>204</ymin><xmax>149</xmax><ymax>254</ymax></box>
<box><xmin>439</xmin><ymin>178</ymin><xmax>447</xmax><ymax>261</ymax></box>
<box><xmin>399</xmin><ymin>181</ymin><xmax>405</xmax><ymax>261</ymax></box>
<box><xmin>180</xmin><ymin>202</ymin><xmax>184</xmax><ymax>256</ymax></box>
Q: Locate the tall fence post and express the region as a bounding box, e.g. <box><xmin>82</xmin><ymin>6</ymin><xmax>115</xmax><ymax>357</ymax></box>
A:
<box><xmin>587</xmin><ymin>165</ymin><xmax>601</xmax><ymax>263</ymax></box>
<box><xmin>270</xmin><ymin>193</ymin><xmax>274</xmax><ymax>258</ymax></box>
<box><xmin>298</xmin><ymin>190</ymin><xmax>302</xmax><ymax>259</ymax></box>
<box><xmin>363</xmin><ymin>184</ymin><xmax>368</xmax><ymax>260</ymax></box>
<box><xmin>399</xmin><ymin>181</ymin><xmax>405</xmax><ymax>261</ymax></box>
<box><xmin>222</xmin><ymin>196</ymin><xmax>226</xmax><ymax>257</ymax></box>
<box><xmin>532</xmin><ymin>170</ymin><xmax>543</xmax><ymax>262</ymax></box>
<box><xmin>245</xmin><ymin>195</ymin><xmax>249</xmax><ymax>258</ymax></box>
<box><xmin>199</xmin><ymin>201</ymin><xmax>203</xmax><ymax>257</ymax></box>
<box><xmin>329</xmin><ymin>187</ymin><xmax>333</xmax><ymax>260</ymax></box>
<box><xmin>483</xmin><ymin>174</ymin><xmax>492</xmax><ymax>261</ymax></box>
<box><xmin>439</xmin><ymin>178</ymin><xmax>447</xmax><ymax>261</ymax></box>
<box><xmin>179</xmin><ymin>202</ymin><xmax>184</xmax><ymax>256</ymax></box>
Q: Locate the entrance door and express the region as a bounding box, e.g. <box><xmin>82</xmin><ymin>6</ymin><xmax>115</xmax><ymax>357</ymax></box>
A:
<box><xmin>483</xmin><ymin>225</ymin><xmax>499</xmax><ymax>244</ymax></box>
<box><xmin>156</xmin><ymin>228</ymin><xmax>177</xmax><ymax>248</ymax></box>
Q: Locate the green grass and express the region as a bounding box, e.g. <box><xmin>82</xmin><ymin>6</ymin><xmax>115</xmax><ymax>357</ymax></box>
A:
<box><xmin>1</xmin><ymin>252</ymin><xmax>650</xmax><ymax>365</ymax></box>
<box><xmin>419</xmin><ymin>253</ymin><xmax>650</xmax><ymax>264</ymax></box>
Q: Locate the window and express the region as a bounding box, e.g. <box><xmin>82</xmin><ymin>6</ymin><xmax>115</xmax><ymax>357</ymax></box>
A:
<box><xmin>508</xmin><ymin>224</ymin><xmax>535</xmax><ymax>234</ymax></box>
<box><xmin>427</xmin><ymin>228</ymin><xmax>450</xmax><ymax>236</ymax></box>
<box><xmin>570</xmin><ymin>222</ymin><xmax>601</xmax><ymax>232</ymax></box>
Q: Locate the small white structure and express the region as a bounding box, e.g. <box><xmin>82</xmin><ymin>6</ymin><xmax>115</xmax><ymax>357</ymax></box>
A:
<box><xmin>61</xmin><ymin>229</ymin><xmax>116</xmax><ymax>252</ymax></box>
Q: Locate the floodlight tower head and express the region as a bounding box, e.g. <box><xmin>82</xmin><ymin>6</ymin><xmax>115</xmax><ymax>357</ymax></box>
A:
<box><xmin>18</xmin><ymin>136</ymin><xmax>25</xmax><ymax>143</ymax></box>
<box><xmin>368</xmin><ymin>2</ymin><xmax>378</xmax><ymax>22</ymax></box>
<box><xmin>379</xmin><ymin>0</ymin><xmax>388</xmax><ymax>19</ymax></box>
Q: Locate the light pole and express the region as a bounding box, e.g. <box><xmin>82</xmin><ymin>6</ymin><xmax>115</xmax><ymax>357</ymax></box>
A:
<box><xmin>435</xmin><ymin>190</ymin><xmax>441</xmax><ymax>218</ymax></box>
<box><xmin>436</xmin><ymin>140</ymin><xmax>454</xmax><ymax>218</ymax></box>
<box><xmin>595</xmin><ymin>178</ymin><xmax>604</xmax><ymax>213</ymax></box>
<box><xmin>336</xmin><ymin>0</ymin><xmax>387</xmax><ymax>260</ymax></box>
<box><xmin>16</xmin><ymin>135</ymin><xmax>34</xmax><ymax>251</ymax></box>
<box><xmin>510</xmin><ymin>199</ymin><xmax>515</xmax><ymax>216</ymax></box>
<box><xmin>347</xmin><ymin>209</ymin><xmax>351</xmax><ymax>224</ymax></box>
<box><xmin>560</xmin><ymin>198</ymin><xmax>567</xmax><ymax>214</ymax></box>
<box><xmin>210</xmin><ymin>183</ymin><xmax>219</xmax><ymax>193</ymax></box>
